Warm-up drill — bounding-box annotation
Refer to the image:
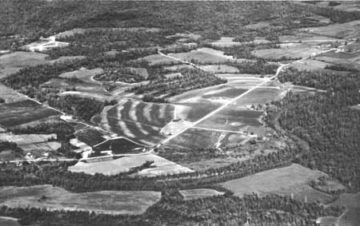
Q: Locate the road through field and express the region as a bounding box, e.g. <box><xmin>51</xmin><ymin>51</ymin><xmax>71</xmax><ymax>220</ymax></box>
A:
<box><xmin>158</xmin><ymin>63</ymin><xmax>287</xmax><ymax>146</ymax></box>
<box><xmin>156</xmin><ymin>44</ymin><xmax>342</xmax><ymax>147</ymax></box>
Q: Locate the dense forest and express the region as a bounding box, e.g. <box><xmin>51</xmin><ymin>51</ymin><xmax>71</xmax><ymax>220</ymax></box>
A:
<box><xmin>270</xmin><ymin>69</ymin><xmax>360</xmax><ymax>191</ymax></box>
<box><xmin>2</xmin><ymin>0</ymin><xmax>359</xmax><ymax>49</ymax></box>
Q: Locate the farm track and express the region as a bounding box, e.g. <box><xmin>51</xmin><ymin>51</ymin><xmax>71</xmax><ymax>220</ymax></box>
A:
<box><xmin>155</xmin><ymin>45</ymin><xmax>343</xmax><ymax>149</ymax></box>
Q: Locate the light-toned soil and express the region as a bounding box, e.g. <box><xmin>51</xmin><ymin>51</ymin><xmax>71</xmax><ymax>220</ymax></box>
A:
<box><xmin>68</xmin><ymin>153</ymin><xmax>193</xmax><ymax>176</ymax></box>
<box><xmin>0</xmin><ymin>185</ymin><xmax>161</xmax><ymax>215</ymax></box>
<box><xmin>179</xmin><ymin>189</ymin><xmax>224</xmax><ymax>200</ymax></box>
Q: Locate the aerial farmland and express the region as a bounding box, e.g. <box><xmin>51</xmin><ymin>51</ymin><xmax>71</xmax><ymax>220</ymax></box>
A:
<box><xmin>0</xmin><ymin>0</ymin><xmax>360</xmax><ymax>225</ymax></box>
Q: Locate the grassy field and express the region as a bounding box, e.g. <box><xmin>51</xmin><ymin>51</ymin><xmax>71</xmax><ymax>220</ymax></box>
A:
<box><xmin>168</xmin><ymin>48</ymin><xmax>234</xmax><ymax>64</ymax></box>
<box><xmin>0</xmin><ymin>217</ymin><xmax>20</xmax><ymax>226</ymax></box>
<box><xmin>0</xmin><ymin>100</ymin><xmax>60</xmax><ymax>128</ymax></box>
<box><xmin>301</xmin><ymin>19</ymin><xmax>360</xmax><ymax>39</ymax></box>
<box><xmin>139</xmin><ymin>54</ymin><xmax>179</xmax><ymax>66</ymax></box>
<box><xmin>58</xmin><ymin>67</ymin><xmax>104</xmax><ymax>84</ymax></box>
<box><xmin>0</xmin><ymin>83</ymin><xmax>27</xmax><ymax>103</ymax></box>
<box><xmin>221</xmin><ymin>164</ymin><xmax>337</xmax><ymax>204</ymax></box>
<box><xmin>165</xmin><ymin>128</ymin><xmax>245</xmax><ymax>150</ymax></box>
<box><xmin>0</xmin><ymin>51</ymin><xmax>49</xmax><ymax>79</ymax></box>
<box><xmin>289</xmin><ymin>59</ymin><xmax>330</xmax><ymax>71</ymax></box>
<box><xmin>69</xmin><ymin>153</ymin><xmax>193</xmax><ymax>176</ymax></box>
<box><xmin>197</xmin><ymin>108</ymin><xmax>263</xmax><ymax>132</ymax></box>
<box><xmin>94</xmin><ymin>138</ymin><xmax>144</xmax><ymax>154</ymax></box>
<box><xmin>179</xmin><ymin>189</ymin><xmax>224</xmax><ymax>200</ymax></box>
<box><xmin>252</xmin><ymin>43</ymin><xmax>324</xmax><ymax>60</ymax></box>
<box><xmin>199</xmin><ymin>64</ymin><xmax>240</xmax><ymax>73</ymax></box>
<box><xmin>0</xmin><ymin>185</ymin><xmax>161</xmax><ymax>215</ymax></box>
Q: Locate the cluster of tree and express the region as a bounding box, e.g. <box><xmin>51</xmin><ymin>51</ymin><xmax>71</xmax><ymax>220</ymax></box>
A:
<box><xmin>0</xmin><ymin>142</ymin><xmax>21</xmax><ymax>153</ymax></box>
<box><xmin>94</xmin><ymin>67</ymin><xmax>144</xmax><ymax>83</ymax></box>
<box><xmin>278</xmin><ymin>68</ymin><xmax>360</xmax><ymax>90</ymax></box>
<box><xmin>228</xmin><ymin>59</ymin><xmax>278</xmax><ymax>75</ymax></box>
<box><xmin>324</xmin><ymin>64</ymin><xmax>359</xmax><ymax>72</ymax></box>
<box><xmin>49</xmin><ymin>29</ymin><xmax>173</xmax><ymax>59</ymax></box>
<box><xmin>0</xmin><ymin>193</ymin><xmax>343</xmax><ymax>225</ymax></box>
<box><xmin>128</xmin><ymin>68</ymin><xmax>227</xmax><ymax>102</ymax></box>
<box><xmin>48</xmin><ymin>95</ymin><xmax>104</xmax><ymax>121</ymax></box>
<box><xmin>310</xmin><ymin>5</ymin><xmax>360</xmax><ymax>23</ymax></box>
<box><xmin>11</xmin><ymin>121</ymin><xmax>74</xmax><ymax>141</ymax></box>
<box><xmin>272</xmin><ymin>69</ymin><xmax>360</xmax><ymax>191</ymax></box>
<box><xmin>1</xmin><ymin>60</ymin><xmax>86</xmax><ymax>99</ymax></box>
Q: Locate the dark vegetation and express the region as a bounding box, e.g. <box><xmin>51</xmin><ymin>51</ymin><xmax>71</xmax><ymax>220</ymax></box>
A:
<box><xmin>128</xmin><ymin>68</ymin><xmax>227</xmax><ymax>102</ymax></box>
<box><xmin>228</xmin><ymin>59</ymin><xmax>278</xmax><ymax>75</ymax></box>
<box><xmin>0</xmin><ymin>193</ymin><xmax>343</xmax><ymax>226</ymax></box>
<box><xmin>11</xmin><ymin>121</ymin><xmax>74</xmax><ymax>141</ymax></box>
<box><xmin>49</xmin><ymin>30</ymin><xmax>172</xmax><ymax>59</ymax></box>
<box><xmin>48</xmin><ymin>95</ymin><xmax>104</xmax><ymax>121</ymax></box>
<box><xmin>269</xmin><ymin>69</ymin><xmax>360</xmax><ymax>191</ymax></box>
<box><xmin>0</xmin><ymin>146</ymin><xmax>298</xmax><ymax>192</ymax></box>
<box><xmin>1</xmin><ymin>0</ymin><xmax>353</xmax><ymax>49</ymax></box>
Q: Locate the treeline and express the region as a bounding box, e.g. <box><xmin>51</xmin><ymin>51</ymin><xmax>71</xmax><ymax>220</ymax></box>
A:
<box><xmin>0</xmin><ymin>193</ymin><xmax>343</xmax><ymax>226</ymax></box>
<box><xmin>278</xmin><ymin>68</ymin><xmax>360</xmax><ymax>90</ymax></box>
<box><xmin>272</xmin><ymin>69</ymin><xmax>360</xmax><ymax>191</ymax></box>
<box><xmin>11</xmin><ymin>120</ymin><xmax>74</xmax><ymax>141</ymax></box>
<box><xmin>49</xmin><ymin>29</ymin><xmax>173</xmax><ymax>58</ymax></box>
<box><xmin>228</xmin><ymin>59</ymin><xmax>278</xmax><ymax>75</ymax></box>
<box><xmin>128</xmin><ymin>68</ymin><xmax>227</xmax><ymax>102</ymax></box>
<box><xmin>0</xmin><ymin>146</ymin><xmax>298</xmax><ymax>192</ymax></box>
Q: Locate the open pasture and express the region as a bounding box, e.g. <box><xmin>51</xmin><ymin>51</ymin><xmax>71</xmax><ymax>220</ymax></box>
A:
<box><xmin>94</xmin><ymin>137</ymin><xmax>145</xmax><ymax>154</ymax></box>
<box><xmin>289</xmin><ymin>59</ymin><xmax>330</xmax><ymax>71</ymax></box>
<box><xmin>233</xmin><ymin>87</ymin><xmax>284</xmax><ymax>105</ymax></box>
<box><xmin>139</xmin><ymin>54</ymin><xmax>179</xmax><ymax>66</ymax></box>
<box><xmin>199</xmin><ymin>64</ymin><xmax>240</xmax><ymax>73</ymax></box>
<box><xmin>252</xmin><ymin>43</ymin><xmax>324</xmax><ymax>60</ymax></box>
<box><xmin>221</xmin><ymin>164</ymin><xmax>336</xmax><ymax>204</ymax></box>
<box><xmin>0</xmin><ymin>217</ymin><xmax>20</xmax><ymax>226</ymax></box>
<box><xmin>279</xmin><ymin>33</ymin><xmax>342</xmax><ymax>44</ymax></box>
<box><xmin>0</xmin><ymin>100</ymin><xmax>59</xmax><ymax>128</ymax></box>
<box><xmin>210</xmin><ymin>37</ymin><xmax>270</xmax><ymax>48</ymax></box>
<box><xmin>0</xmin><ymin>51</ymin><xmax>49</xmax><ymax>79</ymax></box>
<box><xmin>163</xmin><ymin>64</ymin><xmax>194</xmax><ymax>72</ymax></box>
<box><xmin>69</xmin><ymin>153</ymin><xmax>193</xmax><ymax>177</ymax></box>
<box><xmin>168</xmin><ymin>47</ymin><xmax>235</xmax><ymax>64</ymax></box>
<box><xmin>0</xmin><ymin>185</ymin><xmax>161</xmax><ymax>215</ymax></box>
<box><xmin>169</xmin><ymin>82</ymin><xmax>250</xmax><ymax>105</ymax></box>
<box><xmin>333</xmin><ymin>2</ymin><xmax>360</xmax><ymax>12</ymax></box>
<box><xmin>0</xmin><ymin>83</ymin><xmax>27</xmax><ymax>103</ymax></box>
<box><xmin>197</xmin><ymin>108</ymin><xmax>263</xmax><ymax>132</ymax></box>
<box><xmin>58</xmin><ymin>67</ymin><xmax>104</xmax><ymax>84</ymax></box>
<box><xmin>179</xmin><ymin>189</ymin><xmax>224</xmax><ymax>200</ymax></box>
<box><xmin>301</xmin><ymin>20</ymin><xmax>360</xmax><ymax>39</ymax></box>
<box><xmin>165</xmin><ymin>128</ymin><xmax>245</xmax><ymax>150</ymax></box>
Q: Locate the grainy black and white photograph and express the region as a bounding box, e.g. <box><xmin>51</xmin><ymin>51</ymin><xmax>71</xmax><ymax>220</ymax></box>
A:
<box><xmin>0</xmin><ymin>0</ymin><xmax>359</xmax><ymax>225</ymax></box>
